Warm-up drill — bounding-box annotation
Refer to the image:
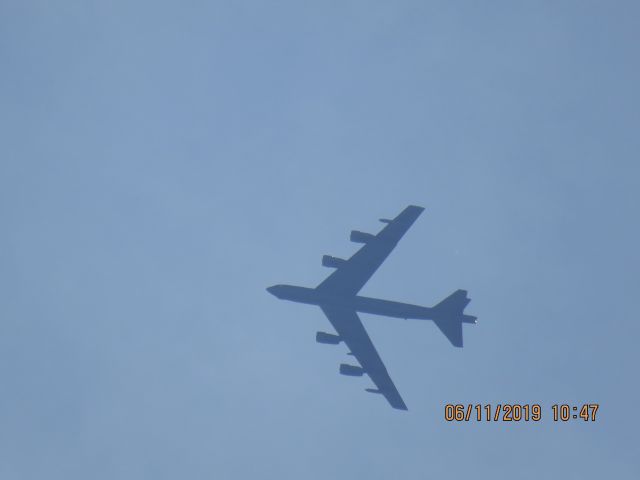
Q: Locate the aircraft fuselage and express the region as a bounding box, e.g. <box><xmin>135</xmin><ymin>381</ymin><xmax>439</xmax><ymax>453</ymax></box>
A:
<box><xmin>266</xmin><ymin>284</ymin><xmax>435</xmax><ymax>320</ymax></box>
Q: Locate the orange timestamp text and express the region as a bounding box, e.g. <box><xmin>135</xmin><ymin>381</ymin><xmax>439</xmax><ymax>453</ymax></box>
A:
<box><xmin>444</xmin><ymin>404</ymin><xmax>599</xmax><ymax>422</ymax></box>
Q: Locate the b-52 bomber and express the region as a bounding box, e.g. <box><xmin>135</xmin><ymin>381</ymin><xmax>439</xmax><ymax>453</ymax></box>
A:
<box><xmin>267</xmin><ymin>205</ymin><xmax>476</xmax><ymax>410</ymax></box>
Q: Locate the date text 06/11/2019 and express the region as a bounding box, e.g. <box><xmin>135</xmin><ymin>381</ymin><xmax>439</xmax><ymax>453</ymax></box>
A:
<box><xmin>444</xmin><ymin>404</ymin><xmax>599</xmax><ymax>422</ymax></box>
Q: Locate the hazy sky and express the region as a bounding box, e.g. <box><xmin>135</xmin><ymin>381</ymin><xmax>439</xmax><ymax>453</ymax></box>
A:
<box><xmin>2</xmin><ymin>1</ymin><xmax>639</xmax><ymax>478</ymax></box>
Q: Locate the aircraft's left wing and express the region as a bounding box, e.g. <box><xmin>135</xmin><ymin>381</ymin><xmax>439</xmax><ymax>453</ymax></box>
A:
<box><xmin>320</xmin><ymin>304</ymin><xmax>407</xmax><ymax>410</ymax></box>
<box><xmin>316</xmin><ymin>205</ymin><xmax>424</xmax><ymax>296</ymax></box>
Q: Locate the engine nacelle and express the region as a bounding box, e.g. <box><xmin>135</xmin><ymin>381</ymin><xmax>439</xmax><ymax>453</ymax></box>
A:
<box><xmin>339</xmin><ymin>364</ymin><xmax>365</xmax><ymax>376</ymax></box>
<box><xmin>350</xmin><ymin>230</ymin><xmax>375</xmax><ymax>243</ymax></box>
<box><xmin>316</xmin><ymin>332</ymin><xmax>341</xmax><ymax>345</ymax></box>
<box><xmin>322</xmin><ymin>255</ymin><xmax>346</xmax><ymax>268</ymax></box>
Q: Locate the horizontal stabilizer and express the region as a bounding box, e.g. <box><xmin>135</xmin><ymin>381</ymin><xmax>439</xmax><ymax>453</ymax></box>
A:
<box><xmin>432</xmin><ymin>289</ymin><xmax>476</xmax><ymax>348</ymax></box>
<box><xmin>434</xmin><ymin>319</ymin><xmax>463</xmax><ymax>347</ymax></box>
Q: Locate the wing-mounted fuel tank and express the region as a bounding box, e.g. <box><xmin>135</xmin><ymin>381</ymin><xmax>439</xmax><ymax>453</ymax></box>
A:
<box><xmin>316</xmin><ymin>332</ymin><xmax>341</xmax><ymax>345</ymax></box>
<box><xmin>321</xmin><ymin>255</ymin><xmax>346</xmax><ymax>268</ymax></box>
<box><xmin>339</xmin><ymin>364</ymin><xmax>365</xmax><ymax>376</ymax></box>
<box><xmin>350</xmin><ymin>230</ymin><xmax>375</xmax><ymax>243</ymax></box>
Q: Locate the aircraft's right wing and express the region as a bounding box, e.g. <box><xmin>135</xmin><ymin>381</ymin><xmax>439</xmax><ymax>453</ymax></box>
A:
<box><xmin>320</xmin><ymin>304</ymin><xmax>407</xmax><ymax>410</ymax></box>
<box><xmin>316</xmin><ymin>205</ymin><xmax>424</xmax><ymax>296</ymax></box>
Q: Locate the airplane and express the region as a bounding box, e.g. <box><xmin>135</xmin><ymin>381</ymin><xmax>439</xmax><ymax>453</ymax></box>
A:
<box><xmin>266</xmin><ymin>205</ymin><xmax>476</xmax><ymax>410</ymax></box>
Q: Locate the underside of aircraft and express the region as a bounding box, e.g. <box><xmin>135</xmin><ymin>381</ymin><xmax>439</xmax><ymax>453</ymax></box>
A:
<box><xmin>267</xmin><ymin>205</ymin><xmax>476</xmax><ymax>410</ymax></box>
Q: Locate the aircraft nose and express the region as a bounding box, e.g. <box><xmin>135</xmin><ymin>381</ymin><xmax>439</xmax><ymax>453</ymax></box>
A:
<box><xmin>267</xmin><ymin>285</ymin><xmax>287</xmax><ymax>299</ymax></box>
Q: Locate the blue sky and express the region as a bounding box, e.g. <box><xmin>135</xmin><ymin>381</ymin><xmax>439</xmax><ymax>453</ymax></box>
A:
<box><xmin>1</xmin><ymin>1</ymin><xmax>639</xmax><ymax>478</ymax></box>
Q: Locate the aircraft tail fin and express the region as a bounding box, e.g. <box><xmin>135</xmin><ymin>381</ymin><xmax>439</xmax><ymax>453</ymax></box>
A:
<box><xmin>431</xmin><ymin>289</ymin><xmax>477</xmax><ymax>348</ymax></box>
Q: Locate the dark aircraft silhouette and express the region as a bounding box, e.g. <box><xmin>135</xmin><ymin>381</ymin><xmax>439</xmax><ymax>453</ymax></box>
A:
<box><xmin>267</xmin><ymin>205</ymin><xmax>476</xmax><ymax>410</ymax></box>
